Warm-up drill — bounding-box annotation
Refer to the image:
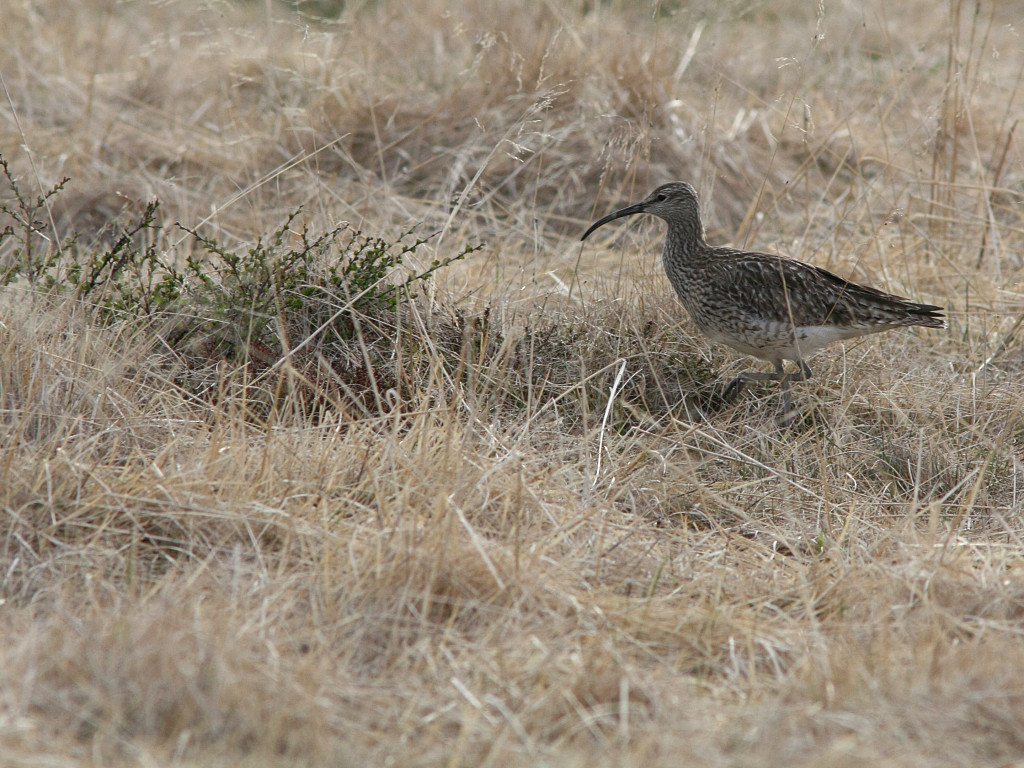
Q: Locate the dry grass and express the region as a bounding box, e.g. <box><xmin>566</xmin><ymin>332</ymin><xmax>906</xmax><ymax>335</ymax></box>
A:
<box><xmin>2</xmin><ymin>0</ymin><xmax>1024</xmax><ymax>765</ymax></box>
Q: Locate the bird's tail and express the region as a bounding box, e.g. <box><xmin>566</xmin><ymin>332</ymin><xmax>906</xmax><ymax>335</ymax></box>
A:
<box><xmin>906</xmin><ymin>302</ymin><xmax>946</xmax><ymax>329</ymax></box>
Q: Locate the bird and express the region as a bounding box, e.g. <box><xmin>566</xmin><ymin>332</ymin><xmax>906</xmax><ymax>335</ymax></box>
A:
<box><xmin>580</xmin><ymin>182</ymin><xmax>946</xmax><ymax>417</ymax></box>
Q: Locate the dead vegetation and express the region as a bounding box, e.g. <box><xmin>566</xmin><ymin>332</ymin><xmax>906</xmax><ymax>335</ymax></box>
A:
<box><xmin>2</xmin><ymin>0</ymin><xmax>1024</xmax><ymax>765</ymax></box>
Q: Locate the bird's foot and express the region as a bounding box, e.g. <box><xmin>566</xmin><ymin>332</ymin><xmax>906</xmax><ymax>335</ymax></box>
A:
<box><xmin>722</xmin><ymin>376</ymin><xmax>747</xmax><ymax>402</ymax></box>
<box><xmin>776</xmin><ymin>402</ymin><xmax>800</xmax><ymax>427</ymax></box>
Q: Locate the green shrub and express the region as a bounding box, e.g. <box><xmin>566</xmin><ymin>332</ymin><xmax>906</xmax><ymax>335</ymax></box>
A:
<box><xmin>0</xmin><ymin>153</ymin><xmax>483</xmax><ymax>364</ymax></box>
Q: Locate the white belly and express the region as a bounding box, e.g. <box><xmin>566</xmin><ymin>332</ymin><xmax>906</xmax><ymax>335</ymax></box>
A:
<box><xmin>704</xmin><ymin>322</ymin><xmax>864</xmax><ymax>362</ymax></box>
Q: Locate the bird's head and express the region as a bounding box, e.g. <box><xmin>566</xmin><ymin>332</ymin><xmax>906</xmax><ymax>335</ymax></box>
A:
<box><xmin>581</xmin><ymin>182</ymin><xmax>702</xmax><ymax>241</ymax></box>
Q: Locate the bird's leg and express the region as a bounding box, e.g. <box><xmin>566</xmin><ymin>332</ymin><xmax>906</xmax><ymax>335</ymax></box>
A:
<box><xmin>777</xmin><ymin>360</ymin><xmax>813</xmax><ymax>417</ymax></box>
<box><xmin>721</xmin><ymin>375</ymin><xmax>747</xmax><ymax>401</ymax></box>
<box><xmin>723</xmin><ymin>360</ymin><xmax>813</xmax><ymax>413</ymax></box>
<box><xmin>723</xmin><ymin>364</ymin><xmax>786</xmax><ymax>400</ymax></box>
<box><xmin>777</xmin><ymin>361</ymin><xmax>793</xmax><ymax>415</ymax></box>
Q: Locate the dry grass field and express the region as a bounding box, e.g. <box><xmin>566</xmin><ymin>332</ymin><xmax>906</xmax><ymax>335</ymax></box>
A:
<box><xmin>2</xmin><ymin>0</ymin><xmax>1024</xmax><ymax>765</ymax></box>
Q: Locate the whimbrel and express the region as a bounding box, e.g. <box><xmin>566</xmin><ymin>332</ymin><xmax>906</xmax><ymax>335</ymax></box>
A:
<box><xmin>581</xmin><ymin>182</ymin><xmax>946</xmax><ymax>416</ymax></box>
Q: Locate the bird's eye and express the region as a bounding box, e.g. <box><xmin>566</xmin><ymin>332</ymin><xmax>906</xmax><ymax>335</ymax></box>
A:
<box><xmin>655</xmin><ymin>193</ymin><xmax>667</xmax><ymax>202</ymax></box>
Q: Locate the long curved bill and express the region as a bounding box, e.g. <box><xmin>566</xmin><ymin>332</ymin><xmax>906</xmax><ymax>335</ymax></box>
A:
<box><xmin>580</xmin><ymin>201</ymin><xmax>647</xmax><ymax>241</ymax></box>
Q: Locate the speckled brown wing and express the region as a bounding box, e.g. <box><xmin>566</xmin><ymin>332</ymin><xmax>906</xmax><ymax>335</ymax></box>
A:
<box><xmin>704</xmin><ymin>249</ymin><xmax>945</xmax><ymax>330</ymax></box>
